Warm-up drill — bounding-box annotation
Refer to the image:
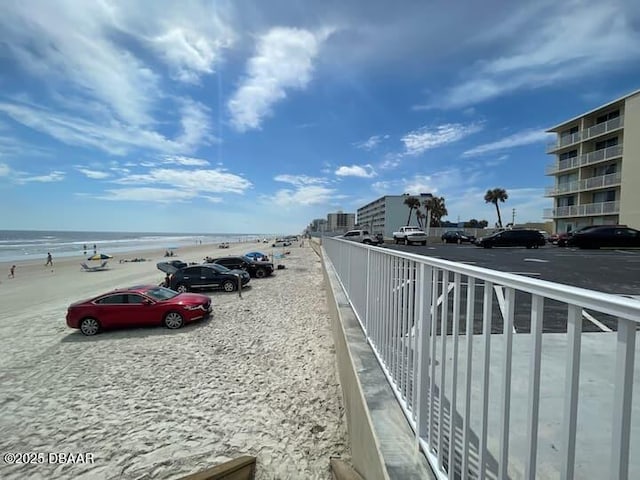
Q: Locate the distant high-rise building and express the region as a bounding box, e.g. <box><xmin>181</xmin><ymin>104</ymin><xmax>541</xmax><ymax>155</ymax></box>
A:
<box><xmin>326</xmin><ymin>211</ymin><xmax>355</xmax><ymax>233</ymax></box>
<box><xmin>544</xmin><ymin>89</ymin><xmax>640</xmax><ymax>232</ymax></box>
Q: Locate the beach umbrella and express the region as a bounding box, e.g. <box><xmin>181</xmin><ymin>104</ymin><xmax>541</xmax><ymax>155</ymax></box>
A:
<box><xmin>87</xmin><ymin>253</ymin><xmax>113</xmax><ymax>261</ymax></box>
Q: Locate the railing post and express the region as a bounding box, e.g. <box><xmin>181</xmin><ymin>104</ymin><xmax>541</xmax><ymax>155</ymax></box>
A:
<box><xmin>561</xmin><ymin>305</ymin><xmax>582</xmax><ymax>480</ymax></box>
<box><xmin>524</xmin><ymin>295</ymin><xmax>544</xmax><ymax>480</ymax></box>
<box><xmin>610</xmin><ymin>318</ymin><xmax>636</xmax><ymax>480</ymax></box>
<box><xmin>498</xmin><ymin>287</ymin><xmax>515</xmax><ymax>479</ymax></box>
<box><xmin>479</xmin><ymin>281</ymin><xmax>493</xmax><ymax>480</ymax></box>
<box><xmin>415</xmin><ymin>264</ymin><xmax>433</xmax><ymax>442</ymax></box>
<box><xmin>365</xmin><ymin>249</ymin><xmax>371</xmax><ymax>334</ymax></box>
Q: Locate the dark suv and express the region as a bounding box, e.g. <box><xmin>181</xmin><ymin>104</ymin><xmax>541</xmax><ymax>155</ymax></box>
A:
<box><xmin>210</xmin><ymin>255</ymin><xmax>274</xmax><ymax>278</ymax></box>
<box><xmin>441</xmin><ymin>230</ymin><xmax>476</xmax><ymax>244</ymax></box>
<box><xmin>157</xmin><ymin>262</ymin><xmax>250</xmax><ymax>293</ymax></box>
<box><xmin>476</xmin><ymin>229</ymin><xmax>545</xmax><ymax>249</ymax></box>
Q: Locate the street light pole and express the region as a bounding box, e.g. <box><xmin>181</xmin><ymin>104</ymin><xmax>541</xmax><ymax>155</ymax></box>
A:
<box><xmin>512</xmin><ymin>208</ymin><xmax>516</xmax><ymax>226</ymax></box>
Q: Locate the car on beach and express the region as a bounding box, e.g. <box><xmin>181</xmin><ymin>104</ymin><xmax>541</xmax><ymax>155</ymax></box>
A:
<box><xmin>272</xmin><ymin>238</ymin><xmax>292</xmax><ymax>247</ymax></box>
<box><xmin>441</xmin><ymin>230</ymin><xmax>476</xmax><ymax>244</ymax></box>
<box><xmin>66</xmin><ymin>285</ymin><xmax>212</xmax><ymax>336</ymax></box>
<box><xmin>210</xmin><ymin>255</ymin><xmax>274</xmax><ymax>278</ymax></box>
<box><xmin>475</xmin><ymin>229</ymin><xmax>546</xmax><ymax>249</ymax></box>
<box><xmin>158</xmin><ymin>262</ymin><xmax>250</xmax><ymax>293</ymax></box>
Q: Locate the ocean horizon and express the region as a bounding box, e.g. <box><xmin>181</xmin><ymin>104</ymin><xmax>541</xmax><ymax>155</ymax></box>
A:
<box><xmin>0</xmin><ymin>229</ymin><xmax>276</xmax><ymax>263</ymax></box>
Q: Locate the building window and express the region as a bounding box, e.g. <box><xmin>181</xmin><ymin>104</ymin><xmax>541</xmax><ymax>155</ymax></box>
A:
<box><xmin>559</xmin><ymin>150</ymin><xmax>578</xmax><ymax>161</ymax></box>
<box><xmin>560</xmin><ymin>126</ymin><xmax>579</xmax><ymax>138</ymax></box>
<box><xmin>595</xmin><ymin>137</ymin><xmax>618</xmax><ymax>150</ymax></box>
<box><xmin>593</xmin><ymin>190</ymin><xmax>616</xmax><ymax>203</ymax></box>
<box><xmin>596</xmin><ymin>110</ymin><xmax>620</xmax><ymax>124</ymax></box>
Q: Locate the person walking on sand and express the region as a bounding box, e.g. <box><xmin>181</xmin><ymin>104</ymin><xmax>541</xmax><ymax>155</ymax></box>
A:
<box><xmin>45</xmin><ymin>252</ymin><xmax>53</xmax><ymax>267</ymax></box>
<box><xmin>9</xmin><ymin>265</ymin><xmax>15</xmax><ymax>278</ymax></box>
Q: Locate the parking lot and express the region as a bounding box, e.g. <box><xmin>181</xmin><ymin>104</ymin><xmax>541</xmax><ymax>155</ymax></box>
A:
<box><xmin>384</xmin><ymin>242</ymin><xmax>640</xmax><ymax>333</ymax></box>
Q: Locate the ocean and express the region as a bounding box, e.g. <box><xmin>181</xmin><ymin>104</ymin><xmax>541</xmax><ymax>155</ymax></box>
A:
<box><xmin>0</xmin><ymin>230</ymin><xmax>271</xmax><ymax>263</ymax></box>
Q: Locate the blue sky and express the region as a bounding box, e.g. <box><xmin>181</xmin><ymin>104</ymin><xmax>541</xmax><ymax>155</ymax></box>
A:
<box><xmin>1</xmin><ymin>0</ymin><xmax>640</xmax><ymax>234</ymax></box>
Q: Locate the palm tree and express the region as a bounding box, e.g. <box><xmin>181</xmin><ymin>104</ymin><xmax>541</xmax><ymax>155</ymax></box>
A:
<box><xmin>484</xmin><ymin>188</ymin><xmax>508</xmax><ymax>228</ymax></box>
<box><xmin>423</xmin><ymin>196</ymin><xmax>448</xmax><ymax>227</ymax></box>
<box><xmin>403</xmin><ymin>196</ymin><xmax>421</xmax><ymax>225</ymax></box>
<box><xmin>415</xmin><ymin>209</ymin><xmax>425</xmax><ymax>229</ymax></box>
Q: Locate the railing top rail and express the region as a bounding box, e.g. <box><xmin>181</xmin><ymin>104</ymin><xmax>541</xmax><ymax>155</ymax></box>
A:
<box><xmin>324</xmin><ymin>237</ymin><xmax>640</xmax><ymax>322</ymax></box>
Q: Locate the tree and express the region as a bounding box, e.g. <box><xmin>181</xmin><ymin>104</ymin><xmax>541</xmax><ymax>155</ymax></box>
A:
<box><xmin>403</xmin><ymin>196</ymin><xmax>421</xmax><ymax>225</ymax></box>
<box><xmin>484</xmin><ymin>188</ymin><xmax>508</xmax><ymax>228</ymax></box>
<box><xmin>423</xmin><ymin>196</ymin><xmax>448</xmax><ymax>227</ymax></box>
<box><xmin>415</xmin><ymin>209</ymin><xmax>425</xmax><ymax>229</ymax></box>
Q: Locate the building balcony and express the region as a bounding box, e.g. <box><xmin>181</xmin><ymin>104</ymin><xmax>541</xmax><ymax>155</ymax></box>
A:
<box><xmin>546</xmin><ymin>116</ymin><xmax>624</xmax><ymax>153</ymax></box>
<box><xmin>544</xmin><ymin>172</ymin><xmax>622</xmax><ymax>197</ymax></box>
<box><xmin>545</xmin><ymin>145</ymin><xmax>623</xmax><ymax>175</ymax></box>
<box><xmin>544</xmin><ymin>201</ymin><xmax>620</xmax><ymax>219</ymax></box>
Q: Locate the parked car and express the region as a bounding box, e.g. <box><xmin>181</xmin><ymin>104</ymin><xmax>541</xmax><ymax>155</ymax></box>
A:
<box><xmin>66</xmin><ymin>285</ymin><xmax>212</xmax><ymax>336</ymax></box>
<box><xmin>557</xmin><ymin>225</ymin><xmax>627</xmax><ymax>247</ymax></box>
<box><xmin>218</xmin><ymin>242</ymin><xmax>230</xmax><ymax>249</ymax></box>
<box><xmin>272</xmin><ymin>238</ymin><xmax>292</xmax><ymax>247</ymax></box>
<box><xmin>475</xmin><ymin>229</ymin><xmax>546</xmax><ymax>249</ymax></box>
<box><xmin>341</xmin><ymin>229</ymin><xmax>383</xmax><ymax>245</ymax></box>
<box><xmin>567</xmin><ymin>226</ymin><xmax>640</xmax><ymax>249</ymax></box>
<box><xmin>245</xmin><ymin>251</ymin><xmax>269</xmax><ymax>261</ymax></box>
<box><xmin>441</xmin><ymin>230</ymin><xmax>476</xmax><ymax>244</ymax></box>
<box><xmin>158</xmin><ymin>262</ymin><xmax>250</xmax><ymax>293</ymax></box>
<box><xmin>166</xmin><ymin>259</ymin><xmax>188</xmax><ymax>269</ymax></box>
<box><xmin>210</xmin><ymin>255</ymin><xmax>274</xmax><ymax>278</ymax></box>
<box><xmin>548</xmin><ymin>233</ymin><xmax>560</xmax><ymax>245</ymax></box>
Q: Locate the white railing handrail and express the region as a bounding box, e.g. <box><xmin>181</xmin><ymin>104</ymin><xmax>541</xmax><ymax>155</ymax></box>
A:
<box><xmin>334</xmin><ymin>239</ymin><xmax>639</xmax><ymax>321</ymax></box>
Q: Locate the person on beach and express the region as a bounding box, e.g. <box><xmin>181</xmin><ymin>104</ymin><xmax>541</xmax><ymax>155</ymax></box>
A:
<box><xmin>45</xmin><ymin>252</ymin><xmax>53</xmax><ymax>267</ymax></box>
<box><xmin>9</xmin><ymin>265</ymin><xmax>15</xmax><ymax>278</ymax></box>
<box><xmin>93</xmin><ymin>244</ymin><xmax>97</xmax><ymax>254</ymax></box>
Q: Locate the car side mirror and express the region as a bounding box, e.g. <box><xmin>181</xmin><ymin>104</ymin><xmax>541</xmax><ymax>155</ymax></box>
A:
<box><xmin>143</xmin><ymin>298</ymin><xmax>153</xmax><ymax>305</ymax></box>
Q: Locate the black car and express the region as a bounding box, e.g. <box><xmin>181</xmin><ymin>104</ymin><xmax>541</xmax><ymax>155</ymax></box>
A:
<box><xmin>157</xmin><ymin>262</ymin><xmax>250</xmax><ymax>293</ymax></box>
<box><xmin>568</xmin><ymin>226</ymin><xmax>640</xmax><ymax>249</ymax></box>
<box><xmin>476</xmin><ymin>229</ymin><xmax>545</xmax><ymax>249</ymax></box>
<box><xmin>210</xmin><ymin>255</ymin><xmax>274</xmax><ymax>278</ymax></box>
<box><xmin>441</xmin><ymin>230</ymin><xmax>476</xmax><ymax>244</ymax></box>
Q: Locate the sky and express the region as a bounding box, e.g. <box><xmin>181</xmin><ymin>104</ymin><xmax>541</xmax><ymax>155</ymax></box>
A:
<box><xmin>1</xmin><ymin>0</ymin><xmax>640</xmax><ymax>234</ymax></box>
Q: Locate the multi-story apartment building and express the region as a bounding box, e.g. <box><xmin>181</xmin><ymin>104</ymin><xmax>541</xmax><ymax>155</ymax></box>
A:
<box><xmin>326</xmin><ymin>211</ymin><xmax>355</xmax><ymax>233</ymax></box>
<box><xmin>544</xmin><ymin>89</ymin><xmax>640</xmax><ymax>233</ymax></box>
<box><xmin>357</xmin><ymin>194</ymin><xmax>432</xmax><ymax>238</ymax></box>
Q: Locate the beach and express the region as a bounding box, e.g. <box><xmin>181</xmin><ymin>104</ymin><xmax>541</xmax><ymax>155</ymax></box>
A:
<box><xmin>0</xmin><ymin>241</ymin><xmax>349</xmax><ymax>479</ymax></box>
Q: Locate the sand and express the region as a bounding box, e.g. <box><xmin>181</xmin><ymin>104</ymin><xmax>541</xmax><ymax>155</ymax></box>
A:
<box><xmin>0</xmin><ymin>241</ymin><xmax>349</xmax><ymax>479</ymax></box>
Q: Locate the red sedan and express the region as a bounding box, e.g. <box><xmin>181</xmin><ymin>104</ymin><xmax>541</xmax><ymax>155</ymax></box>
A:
<box><xmin>66</xmin><ymin>285</ymin><xmax>212</xmax><ymax>336</ymax></box>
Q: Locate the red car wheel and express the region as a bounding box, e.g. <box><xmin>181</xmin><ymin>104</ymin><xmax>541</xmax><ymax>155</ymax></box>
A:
<box><xmin>80</xmin><ymin>317</ymin><xmax>100</xmax><ymax>336</ymax></box>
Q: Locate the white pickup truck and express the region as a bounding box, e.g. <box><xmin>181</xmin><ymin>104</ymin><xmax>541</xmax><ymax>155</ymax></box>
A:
<box><xmin>393</xmin><ymin>226</ymin><xmax>428</xmax><ymax>245</ymax></box>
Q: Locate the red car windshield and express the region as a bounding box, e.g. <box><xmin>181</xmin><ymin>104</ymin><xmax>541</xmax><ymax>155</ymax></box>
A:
<box><xmin>144</xmin><ymin>286</ymin><xmax>180</xmax><ymax>301</ymax></box>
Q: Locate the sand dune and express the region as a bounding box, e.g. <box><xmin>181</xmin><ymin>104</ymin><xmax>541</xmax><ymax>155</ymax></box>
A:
<box><xmin>0</xmin><ymin>242</ymin><xmax>349</xmax><ymax>479</ymax></box>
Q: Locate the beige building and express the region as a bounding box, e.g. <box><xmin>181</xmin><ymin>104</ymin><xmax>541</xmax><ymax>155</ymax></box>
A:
<box><xmin>326</xmin><ymin>211</ymin><xmax>355</xmax><ymax>233</ymax></box>
<box><xmin>544</xmin><ymin>89</ymin><xmax>640</xmax><ymax>233</ymax></box>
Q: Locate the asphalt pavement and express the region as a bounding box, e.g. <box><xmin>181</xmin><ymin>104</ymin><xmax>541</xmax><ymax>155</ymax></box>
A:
<box><xmin>382</xmin><ymin>241</ymin><xmax>640</xmax><ymax>333</ymax></box>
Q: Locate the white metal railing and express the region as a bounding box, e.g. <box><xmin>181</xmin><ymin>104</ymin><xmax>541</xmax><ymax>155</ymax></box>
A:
<box><xmin>545</xmin><ymin>171</ymin><xmax>622</xmax><ymax>196</ymax></box>
<box><xmin>322</xmin><ymin>237</ymin><xmax>639</xmax><ymax>480</ymax></box>
<box><xmin>545</xmin><ymin>145</ymin><xmax>623</xmax><ymax>175</ymax></box>
<box><xmin>546</xmin><ymin>201</ymin><xmax>620</xmax><ymax>218</ymax></box>
<box><xmin>546</xmin><ymin>117</ymin><xmax>624</xmax><ymax>153</ymax></box>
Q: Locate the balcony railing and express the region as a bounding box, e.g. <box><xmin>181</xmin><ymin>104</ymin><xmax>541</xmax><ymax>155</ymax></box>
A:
<box><xmin>544</xmin><ymin>172</ymin><xmax>622</xmax><ymax>196</ymax></box>
<box><xmin>546</xmin><ymin>116</ymin><xmax>624</xmax><ymax>153</ymax></box>
<box><xmin>545</xmin><ymin>145</ymin><xmax>623</xmax><ymax>175</ymax></box>
<box><xmin>322</xmin><ymin>237</ymin><xmax>639</xmax><ymax>479</ymax></box>
<box><xmin>545</xmin><ymin>201</ymin><xmax>620</xmax><ymax>218</ymax></box>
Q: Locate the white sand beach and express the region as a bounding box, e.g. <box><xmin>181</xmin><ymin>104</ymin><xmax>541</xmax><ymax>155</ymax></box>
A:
<box><xmin>0</xmin><ymin>242</ymin><xmax>349</xmax><ymax>479</ymax></box>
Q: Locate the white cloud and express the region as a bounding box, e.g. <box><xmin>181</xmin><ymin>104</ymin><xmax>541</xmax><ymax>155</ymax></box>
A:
<box><xmin>162</xmin><ymin>155</ymin><xmax>210</xmax><ymax>167</ymax></box>
<box><xmin>335</xmin><ymin>164</ymin><xmax>376</xmax><ymax>178</ymax></box>
<box><xmin>77</xmin><ymin>168</ymin><xmax>110</xmax><ymax>179</ymax></box>
<box><xmin>274</xmin><ymin>174</ymin><xmax>326</xmax><ymax>186</ymax></box>
<box><xmin>402</xmin><ymin>123</ymin><xmax>483</xmax><ymax>156</ymax></box>
<box><xmin>432</xmin><ymin>2</ymin><xmax>640</xmax><ymax>108</ymax></box>
<box><xmin>203</xmin><ymin>196</ymin><xmax>223</xmax><ymax>203</ymax></box>
<box><xmin>114</xmin><ymin>168</ymin><xmax>252</xmax><ymax>194</ymax></box>
<box><xmin>0</xmin><ymin>163</ymin><xmax>11</xmax><ymax>176</ymax></box>
<box><xmin>272</xmin><ymin>185</ymin><xmax>336</xmax><ymax>207</ymax></box>
<box><xmin>0</xmin><ymin>98</ymin><xmax>213</xmax><ymax>156</ymax></box>
<box><xmin>98</xmin><ymin>187</ymin><xmax>196</xmax><ymax>203</ymax></box>
<box><xmin>354</xmin><ymin>135</ymin><xmax>389</xmax><ymax>151</ymax></box>
<box><xmin>17</xmin><ymin>171</ymin><xmax>65</xmax><ymax>183</ymax></box>
<box><xmin>228</xmin><ymin>27</ymin><xmax>329</xmax><ymax>132</ymax></box>
<box><xmin>463</xmin><ymin>129</ymin><xmax>551</xmax><ymax>157</ymax></box>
